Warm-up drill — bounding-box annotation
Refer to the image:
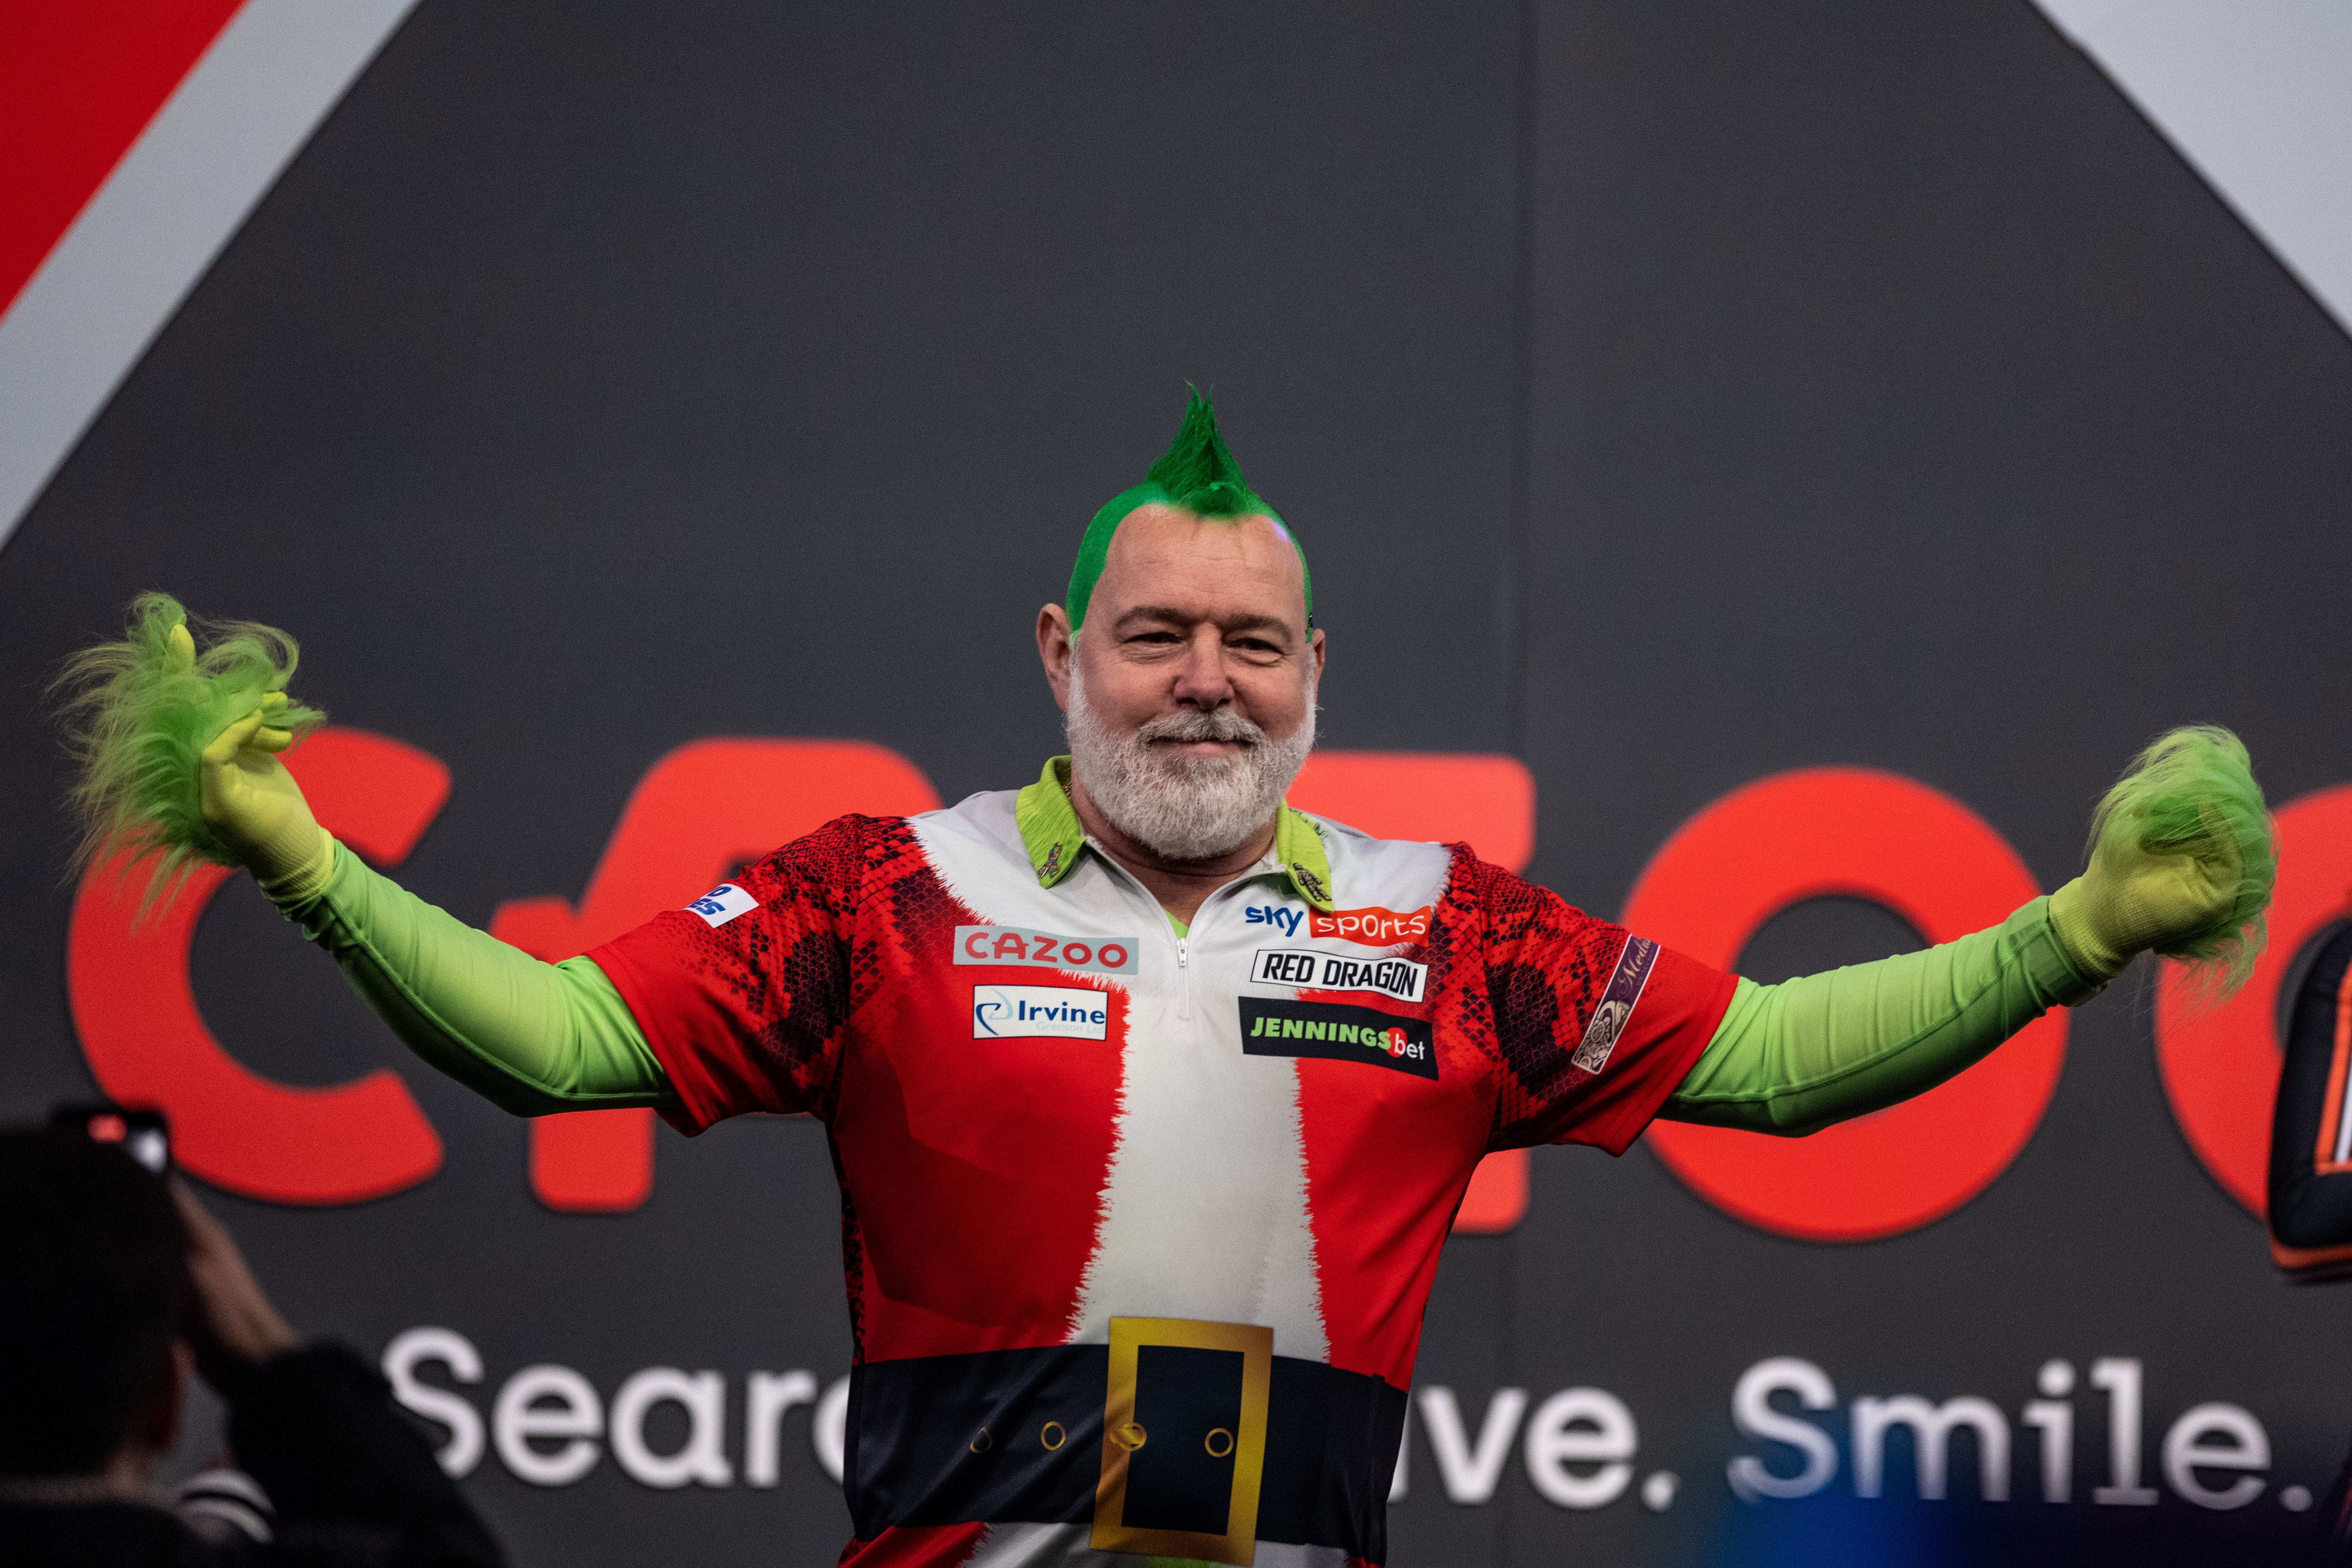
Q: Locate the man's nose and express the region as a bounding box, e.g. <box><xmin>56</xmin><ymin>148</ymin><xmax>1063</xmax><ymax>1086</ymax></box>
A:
<box><xmin>1171</xmin><ymin>626</ymin><xmax>1234</xmax><ymax>705</ymax></box>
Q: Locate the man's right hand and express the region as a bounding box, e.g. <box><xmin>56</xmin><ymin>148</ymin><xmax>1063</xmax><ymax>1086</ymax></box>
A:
<box><xmin>2047</xmin><ymin>803</ymin><xmax>2244</xmax><ymax>981</ymax></box>
<box><xmin>2044</xmin><ymin>725</ymin><xmax>2273</xmax><ymax>989</ymax></box>
<box><xmin>177</xmin><ymin>623</ymin><xmax>332</xmax><ymax>898</ymax></box>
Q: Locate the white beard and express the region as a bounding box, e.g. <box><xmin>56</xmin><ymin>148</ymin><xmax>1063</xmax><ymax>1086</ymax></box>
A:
<box><xmin>1064</xmin><ymin>659</ymin><xmax>1316</xmax><ymax>862</ymax></box>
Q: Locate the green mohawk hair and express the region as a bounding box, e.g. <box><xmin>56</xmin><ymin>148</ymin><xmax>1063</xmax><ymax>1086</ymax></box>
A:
<box><xmin>52</xmin><ymin>593</ymin><xmax>324</xmax><ymax>909</ymax></box>
<box><xmin>1065</xmin><ymin>388</ymin><xmax>1311</xmax><ymax>631</ymax></box>
<box><xmin>1144</xmin><ymin>390</ymin><xmax>1271</xmax><ymax>519</ymax></box>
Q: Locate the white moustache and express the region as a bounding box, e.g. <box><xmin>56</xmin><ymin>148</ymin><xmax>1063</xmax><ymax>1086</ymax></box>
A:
<box><xmin>1137</xmin><ymin>708</ymin><xmax>1266</xmax><ymax>748</ymax></box>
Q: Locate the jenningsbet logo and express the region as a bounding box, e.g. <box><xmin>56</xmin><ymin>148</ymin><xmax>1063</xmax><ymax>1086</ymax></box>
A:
<box><xmin>66</xmin><ymin>734</ymin><xmax>2352</xmax><ymax>1244</ymax></box>
<box><xmin>1240</xmin><ymin>997</ymin><xmax>1436</xmax><ymax>1080</ymax></box>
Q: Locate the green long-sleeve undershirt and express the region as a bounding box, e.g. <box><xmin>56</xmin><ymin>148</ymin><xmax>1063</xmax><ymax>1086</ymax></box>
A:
<box><xmin>281</xmin><ymin>842</ymin><xmax>2101</xmax><ymax>1132</ymax></box>
<box><xmin>288</xmin><ymin>842</ymin><xmax>672</xmax><ymax>1117</ymax></box>
<box><xmin>1658</xmin><ymin>896</ymin><xmax>2099</xmax><ymax>1134</ymax></box>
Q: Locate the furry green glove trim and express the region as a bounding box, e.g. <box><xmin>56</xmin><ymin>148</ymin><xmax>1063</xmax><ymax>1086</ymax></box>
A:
<box><xmin>56</xmin><ymin>594</ymin><xmax>331</xmax><ymax>908</ymax></box>
<box><xmin>2046</xmin><ymin>726</ymin><xmax>2276</xmax><ymax>996</ymax></box>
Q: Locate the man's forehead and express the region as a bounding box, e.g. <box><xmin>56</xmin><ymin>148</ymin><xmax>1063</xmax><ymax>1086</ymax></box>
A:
<box><xmin>1110</xmin><ymin>602</ymin><xmax>1296</xmax><ymax>636</ymax></box>
<box><xmin>1094</xmin><ymin>506</ymin><xmax>1307</xmax><ymax>623</ymax></box>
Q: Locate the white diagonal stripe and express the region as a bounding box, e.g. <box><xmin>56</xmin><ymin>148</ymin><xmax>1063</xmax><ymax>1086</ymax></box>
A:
<box><xmin>2034</xmin><ymin>0</ymin><xmax>2352</xmax><ymax>337</ymax></box>
<box><xmin>0</xmin><ymin>0</ymin><xmax>419</xmax><ymax>556</ymax></box>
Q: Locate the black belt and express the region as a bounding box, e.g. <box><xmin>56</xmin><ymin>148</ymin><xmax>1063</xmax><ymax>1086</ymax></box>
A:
<box><xmin>846</xmin><ymin>1319</ymin><xmax>1405</xmax><ymax>1566</ymax></box>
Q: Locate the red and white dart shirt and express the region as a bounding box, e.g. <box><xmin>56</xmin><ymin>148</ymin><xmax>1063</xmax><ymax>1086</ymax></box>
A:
<box><xmin>591</xmin><ymin>757</ymin><xmax>1736</xmax><ymax>1568</ymax></box>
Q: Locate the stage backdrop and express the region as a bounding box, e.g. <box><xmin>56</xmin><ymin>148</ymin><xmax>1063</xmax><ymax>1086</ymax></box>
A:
<box><xmin>4</xmin><ymin>2</ymin><xmax>2350</xmax><ymax>1564</ymax></box>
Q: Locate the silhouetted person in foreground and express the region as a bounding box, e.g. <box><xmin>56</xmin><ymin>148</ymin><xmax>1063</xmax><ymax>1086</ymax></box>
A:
<box><xmin>0</xmin><ymin>1126</ymin><xmax>502</xmax><ymax>1566</ymax></box>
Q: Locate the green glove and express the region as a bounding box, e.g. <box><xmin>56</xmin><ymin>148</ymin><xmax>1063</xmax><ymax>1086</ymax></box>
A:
<box><xmin>190</xmin><ymin>636</ymin><xmax>334</xmax><ymax>901</ymax></box>
<box><xmin>2046</xmin><ymin>726</ymin><xmax>2275</xmax><ymax>994</ymax></box>
<box><xmin>60</xmin><ymin>594</ymin><xmax>670</xmax><ymax>1114</ymax></box>
<box><xmin>57</xmin><ymin>594</ymin><xmax>330</xmax><ymax>907</ymax></box>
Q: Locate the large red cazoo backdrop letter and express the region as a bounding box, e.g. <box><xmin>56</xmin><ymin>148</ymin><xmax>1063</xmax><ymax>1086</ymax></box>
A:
<box><xmin>1287</xmin><ymin>751</ymin><xmax>1535</xmax><ymax>1233</ymax></box>
<box><xmin>66</xmin><ymin>727</ymin><xmax>451</xmax><ymax>1204</ymax></box>
<box><xmin>1628</xmin><ymin>769</ymin><xmax>2069</xmax><ymax>1241</ymax></box>
<box><xmin>2153</xmin><ymin>786</ymin><xmax>2352</xmax><ymax>1215</ymax></box>
<box><xmin>491</xmin><ymin>740</ymin><xmax>942</xmax><ymax>1212</ymax></box>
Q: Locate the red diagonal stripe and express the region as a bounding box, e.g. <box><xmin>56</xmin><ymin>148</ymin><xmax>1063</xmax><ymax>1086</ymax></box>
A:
<box><xmin>0</xmin><ymin>0</ymin><xmax>245</xmax><ymax>315</ymax></box>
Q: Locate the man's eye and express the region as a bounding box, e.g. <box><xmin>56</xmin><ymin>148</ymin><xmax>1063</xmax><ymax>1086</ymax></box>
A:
<box><xmin>1130</xmin><ymin>631</ymin><xmax>1182</xmax><ymax>645</ymax></box>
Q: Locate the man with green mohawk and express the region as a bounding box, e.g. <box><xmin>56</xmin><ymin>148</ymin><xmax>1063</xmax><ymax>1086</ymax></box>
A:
<box><xmin>60</xmin><ymin>390</ymin><xmax>2274</xmax><ymax>1568</ymax></box>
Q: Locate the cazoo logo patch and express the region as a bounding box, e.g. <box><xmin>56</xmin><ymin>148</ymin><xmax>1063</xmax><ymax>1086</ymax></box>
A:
<box><xmin>953</xmin><ymin>925</ymin><xmax>1138</xmax><ymax>976</ymax></box>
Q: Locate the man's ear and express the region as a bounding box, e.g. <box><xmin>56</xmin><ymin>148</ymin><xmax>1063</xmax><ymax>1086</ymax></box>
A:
<box><xmin>1038</xmin><ymin>604</ymin><xmax>1075</xmax><ymax>713</ymax></box>
<box><xmin>1308</xmin><ymin>626</ymin><xmax>1326</xmax><ymax>682</ymax></box>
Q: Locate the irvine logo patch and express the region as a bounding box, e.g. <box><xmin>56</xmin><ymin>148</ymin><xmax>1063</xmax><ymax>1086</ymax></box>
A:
<box><xmin>972</xmin><ymin>985</ymin><xmax>1111</xmax><ymax>1040</ymax></box>
<box><xmin>1239</xmin><ymin>998</ymin><xmax>1437</xmax><ymax>1080</ymax></box>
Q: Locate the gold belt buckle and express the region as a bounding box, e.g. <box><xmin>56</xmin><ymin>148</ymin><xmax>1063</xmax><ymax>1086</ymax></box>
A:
<box><xmin>1090</xmin><ymin>1317</ymin><xmax>1273</xmax><ymax>1566</ymax></box>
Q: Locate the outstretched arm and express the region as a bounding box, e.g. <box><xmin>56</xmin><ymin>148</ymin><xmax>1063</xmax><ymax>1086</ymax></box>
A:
<box><xmin>1660</xmin><ymin>727</ymin><xmax>2274</xmax><ymax>1136</ymax></box>
<box><xmin>1661</xmin><ymin>896</ymin><xmax>2093</xmax><ymax>1135</ymax></box>
<box><xmin>57</xmin><ymin>597</ymin><xmax>670</xmax><ymax>1116</ymax></box>
<box><xmin>281</xmin><ymin>840</ymin><xmax>671</xmax><ymax>1115</ymax></box>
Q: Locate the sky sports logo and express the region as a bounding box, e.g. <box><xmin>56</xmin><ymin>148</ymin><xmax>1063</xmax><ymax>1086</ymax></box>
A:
<box><xmin>972</xmin><ymin>985</ymin><xmax>1110</xmax><ymax>1040</ymax></box>
<box><xmin>1251</xmin><ymin>947</ymin><xmax>1428</xmax><ymax>1003</ymax></box>
<box><xmin>1243</xmin><ymin>904</ymin><xmax>1304</xmax><ymax>937</ymax></box>
<box><xmin>1309</xmin><ymin>904</ymin><xmax>1431</xmax><ymax>945</ymax></box>
<box><xmin>1240</xmin><ymin>998</ymin><xmax>1436</xmax><ymax>1080</ymax></box>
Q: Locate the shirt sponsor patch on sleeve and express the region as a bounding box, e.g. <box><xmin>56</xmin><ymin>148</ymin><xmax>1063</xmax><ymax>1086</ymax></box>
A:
<box><xmin>683</xmin><ymin>882</ymin><xmax>760</xmax><ymax>928</ymax></box>
<box><xmin>1571</xmin><ymin>935</ymin><xmax>1659</xmax><ymax>1074</ymax></box>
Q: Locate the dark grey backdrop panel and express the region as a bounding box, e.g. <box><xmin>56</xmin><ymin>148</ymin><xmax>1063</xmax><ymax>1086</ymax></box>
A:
<box><xmin>0</xmin><ymin>2</ymin><xmax>1519</xmax><ymax>1564</ymax></box>
<box><xmin>1508</xmin><ymin>0</ymin><xmax>2352</xmax><ymax>1563</ymax></box>
<box><xmin>2</xmin><ymin>0</ymin><xmax>2349</xmax><ymax>1563</ymax></box>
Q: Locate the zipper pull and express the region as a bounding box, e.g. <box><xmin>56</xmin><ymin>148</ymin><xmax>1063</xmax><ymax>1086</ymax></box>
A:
<box><xmin>1176</xmin><ymin>936</ymin><xmax>1189</xmax><ymax>966</ymax></box>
